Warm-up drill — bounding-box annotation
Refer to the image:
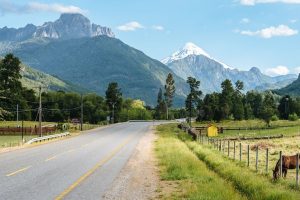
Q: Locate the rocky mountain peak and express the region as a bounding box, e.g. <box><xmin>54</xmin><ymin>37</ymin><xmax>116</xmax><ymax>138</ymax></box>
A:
<box><xmin>249</xmin><ymin>67</ymin><xmax>261</xmax><ymax>74</ymax></box>
<box><xmin>0</xmin><ymin>13</ymin><xmax>114</xmax><ymax>42</ymax></box>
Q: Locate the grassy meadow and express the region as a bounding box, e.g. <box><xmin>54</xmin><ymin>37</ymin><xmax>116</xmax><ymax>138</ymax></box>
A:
<box><xmin>156</xmin><ymin>123</ymin><xmax>300</xmax><ymax>200</ymax></box>
<box><xmin>194</xmin><ymin>119</ymin><xmax>300</xmax><ymax>138</ymax></box>
<box><xmin>155</xmin><ymin>124</ymin><xmax>246</xmax><ymax>200</ymax></box>
<box><xmin>0</xmin><ymin>121</ymin><xmax>103</xmax><ymax>148</ymax></box>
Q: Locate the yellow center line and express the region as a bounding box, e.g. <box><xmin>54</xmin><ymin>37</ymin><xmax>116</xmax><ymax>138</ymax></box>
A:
<box><xmin>6</xmin><ymin>166</ymin><xmax>32</xmax><ymax>177</ymax></box>
<box><xmin>45</xmin><ymin>155</ymin><xmax>57</xmax><ymax>162</ymax></box>
<box><xmin>55</xmin><ymin>135</ymin><xmax>134</xmax><ymax>200</ymax></box>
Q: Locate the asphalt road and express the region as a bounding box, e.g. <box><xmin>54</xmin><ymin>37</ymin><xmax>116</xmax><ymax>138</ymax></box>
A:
<box><xmin>0</xmin><ymin>122</ymin><xmax>158</xmax><ymax>200</ymax></box>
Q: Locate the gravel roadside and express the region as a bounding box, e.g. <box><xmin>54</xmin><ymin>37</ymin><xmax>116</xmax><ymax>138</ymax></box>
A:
<box><xmin>103</xmin><ymin>126</ymin><xmax>159</xmax><ymax>200</ymax></box>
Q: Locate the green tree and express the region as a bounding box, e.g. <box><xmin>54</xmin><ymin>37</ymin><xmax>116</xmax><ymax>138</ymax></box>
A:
<box><xmin>0</xmin><ymin>54</ymin><xmax>23</xmax><ymax>117</ymax></box>
<box><xmin>155</xmin><ymin>88</ymin><xmax>165</xmax><ymax>120</ymax></box>
<box><xmin>220</xmin><ymin>79</ymin><xmax>234</xmax><ymax>120</ymax></box>
<box><xmin>185</xmin><ymin>77</ymin><xmax>202</xmax><ymax>126</ymax></box>
<box><xmin>105</xmin><ymin>82</ymin><xmax>122</xmax><ymax>123</ymax></box>
<box><xmin>278</xmin><ymin>95</ymin><xmax>296</xmax><ymax>120</ymax></box>
<box><xmin>246</xmin><ymin>91</ymin><xmax>263</xmax><ymax>118</ymax></box>
<box><xmin>164</xmin><ymin>73</ymin><xmax>175</xmax><ymax>120</ymax></box>
<box><xmin>260</xmin><ymin>92</ymin><xmax>277</xmax><ymax>126</ymax></box>
<box><xmin>232</xmin><ymin>80</ymin><xmax>244</xmax><ymax>120</ymax></box>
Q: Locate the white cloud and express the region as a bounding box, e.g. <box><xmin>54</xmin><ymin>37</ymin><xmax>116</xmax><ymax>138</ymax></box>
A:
<box><xmin>265</xmin><ymin>66</ymin><xmax>290</xmax><ymax>76</ymax></box>
<box><xmin>117</xmin><ymin>21</ymin><xmax>144</xmax><ymax>31</ymax></box>
<box><xmin>240</xmin><ymin>25</ymin><xmax>298</xmax><ymax>38</ymax></box>
<box><xmin>241</xmin><ymin>18</ymin><xmax>250</xmax><ymax>24</ymax></box>
<box><xmin>28</xmin><ymin>2</ymin><xmax>84</xmax><ymax>14</ymax></box>
<box><xmin>240</xmin><ymin>0</ymin><xmax>300</xmax><ymax>6</ymax></box>
<box><xmin>152</xmin><ymin>25</ymin><xmax>164</xmax><ymax>31</ymax></box>
<box><xmin>0</xmin><ymin>1</ymin><xmax>85</xmax><ymax>14</ymax></box>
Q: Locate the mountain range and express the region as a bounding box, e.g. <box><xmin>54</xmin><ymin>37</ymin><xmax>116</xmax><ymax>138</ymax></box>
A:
<box><xmin>0</xmin><ymin>13</ymin><xmax>188</xmax><ymax>106</ymax></box>
<box><xmin>275</xmin><ymin>74</ymin><xmax>300</xmax><ymax>96</ymax></box>
<box><xmin>162</xmin><ymin>43</ymin><xmax>297</xmax><ymax>93</ymax></box>
<box><xmin>0</xmin><ymin>13</ymin><xmax>114</xmax><ymax>42</ymax></box>
<box><xmin>0</xmin><ymin>13</ymin><xmax>297</xmax><ymax>107</ymax></box>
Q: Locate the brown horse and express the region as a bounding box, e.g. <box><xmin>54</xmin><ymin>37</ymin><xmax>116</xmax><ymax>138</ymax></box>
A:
<box><xmin>273</xmin><ymin>155</ymin><xmax>299</xmax><ymax>180</ymax></box>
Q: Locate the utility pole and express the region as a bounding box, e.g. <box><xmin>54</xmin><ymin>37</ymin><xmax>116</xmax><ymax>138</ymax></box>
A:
<box><xmin>16</xmin><ymin>104</ymin><xmax>19</xmax><ymax>127</ymax></box>
<box><xmin>112</xmin><ymin>103</ymin><xmax>115</xmax><ymax>124</ymax></box>
<box><xmin>110</xmin><ymin>102</ymin><xmax>116</xmax><ymax>124</ymax></box>
<box><xmin>80</xmin><ymin>94</ymin><xmax>83</xmax><ymax>131</ymax></box>
<box><xmin>33</xmin><ymin>85</ymin><xmax>47</xmax><ymax>137</ymax></box>
<box><xmin>38</xmin><ymin>86</ymin><xmax>42</xmax><ymax>137</ymax></box>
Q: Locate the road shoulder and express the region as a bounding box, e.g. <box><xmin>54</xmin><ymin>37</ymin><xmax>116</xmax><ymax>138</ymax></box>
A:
<box><xmin>103</xmin><ymin>126</ymin><xmax>159</xmax><ymax>200</ymax></box>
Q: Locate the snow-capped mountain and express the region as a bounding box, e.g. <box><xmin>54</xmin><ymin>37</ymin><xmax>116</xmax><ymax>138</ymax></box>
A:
<box><xmin>0</xmin><ymin>13</ymin><xmax>114</xmax><ymax>42</ymax></box>
<box><xmin>162</xmin><ymin>42</ymin><xmax>297</xmax><ymax>93</ymax></box>
<box><xmin>162</xmin><ymin>42</ymin><xmax>234</xmax><ymax>70</ymax></box>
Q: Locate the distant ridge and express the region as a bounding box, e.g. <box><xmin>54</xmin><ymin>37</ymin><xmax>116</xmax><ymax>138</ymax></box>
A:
<box><xmin>0</xmin><ymin>13</ymin><xmax>114</xmax><ymax>42</ymax></box>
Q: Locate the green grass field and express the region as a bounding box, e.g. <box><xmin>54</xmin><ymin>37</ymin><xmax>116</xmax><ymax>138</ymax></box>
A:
<box><xmin>193</xmin><ymin>119</ymin><xmax>300</xmax><ymax>138</ymax></box>
<box><xmin>159</xmin><ymin>123</ymin><xmax>300</xmax><ymax>200</ymax></box>
<box><xmin>0</xmin><ymin>121</ymin><xmax>54</xmax><ymax>127</ymax></box>
<box><xmin>155</xmin><ymin>125</ymin><xmax>246</xmax><ymax>200</ymax></box>
<box><xmin>0</xmin><ymin>121</ymin><xmax>103</xmax><ymax>148</ymax></box>
<box><xmin>0</xmin><ymin>135</ymin><xmax>36</xmax><ymax>148</ymax></box>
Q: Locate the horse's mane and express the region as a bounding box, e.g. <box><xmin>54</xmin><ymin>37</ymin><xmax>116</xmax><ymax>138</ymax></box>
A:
<box><xmin>275</xmin><ymin>158</ymin><xmax>281</xmax><ymax>171</ymax></box>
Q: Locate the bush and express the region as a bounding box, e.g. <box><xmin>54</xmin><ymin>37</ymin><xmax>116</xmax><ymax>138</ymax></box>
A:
<box><xmin>288</xmin><ymin>113</ymin><xmax>298</xmax><ymax>121</ymax></box>
<box><xmin>271</xmin><ymin>115</ymin><xmax>279</xmax><ymax>121</ymax></box>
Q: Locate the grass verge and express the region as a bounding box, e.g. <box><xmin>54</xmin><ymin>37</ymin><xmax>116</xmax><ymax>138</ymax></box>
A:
<box><xmin>155</xmin><ymin>124</ymin><xmax>246</xmax><ymax>200</ymax></box>
<box><xmin>175</xmin><ymin>128</ymin><xmax>300</xmax><ymax>199</ymax></box>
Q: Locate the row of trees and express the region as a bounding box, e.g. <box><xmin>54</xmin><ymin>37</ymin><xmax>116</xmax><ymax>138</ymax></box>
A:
<box><xmin>0</xmin><ymin>54</ymin><xmax>153</xmax><ymax>124</ymax></box>
<box><xmin>184</xmin><ymin>76</ymin><xmax>300</xmax><ymax>126</ymax></box>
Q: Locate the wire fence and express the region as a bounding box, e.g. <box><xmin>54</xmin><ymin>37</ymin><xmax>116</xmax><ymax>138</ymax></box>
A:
<box><xmin>196</xmin><ymin>135</ymin><xmax>300</xmax><ymax>187</ymax></box>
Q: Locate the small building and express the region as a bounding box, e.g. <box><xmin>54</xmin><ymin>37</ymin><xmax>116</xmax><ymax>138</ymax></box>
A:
<box><xmin>207</xmin><ymin>124</ymin><xmax>218</xmax><ymax>137</ymax></box>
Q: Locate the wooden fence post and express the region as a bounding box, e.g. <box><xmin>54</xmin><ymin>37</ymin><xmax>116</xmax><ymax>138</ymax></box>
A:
<box><xmin>239</xmin><ymin>143</ymin><xmax>242</xmax><ymax>162</ymax></box>
<box><xmin>223</xmin><ymin>140</ymin><xmax>225</xmax><ymax>154</ymax></box>
<box><xmin>233</xmin><ymin>141</ymin><xmax>236</xmax><ymax>160</ymax></box>
<box><xmin>280</xmin><ymin>151</ymin><xmax>282</xmax><ymax>177</ymax></box>
<box><xmin>228</xmin><ymin>141</ymin><xmax>230</xmax><ymax>157</ymax></box>
<box><xmin>256</xmin><ymin>146</ymin><xmax>258</xmax><ymax>172</ymax></box>
<box><xmin>247</xmin><ymin>145</ymin><xmax>250</xmax><ymax>167</ymax></box>
<box><xmin>296</xmin><ymin>153</ymin><xmax>299</xmax><ymax>187</ymax></box>
<box><xmin>266</xmin><ymin>148</ymin><xmax>269</xmax><ymax>174</ymax></box>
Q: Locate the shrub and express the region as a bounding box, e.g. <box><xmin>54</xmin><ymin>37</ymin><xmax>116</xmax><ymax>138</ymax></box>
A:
<box><xmin>288</xmin><ymin>113</ymin><xmax>298</xmax><ymax>121</ymax></box>
<box><xmin>271</xmin><ymin>115</ymin><xmax>279</xmax><ymax>121</ymax></box>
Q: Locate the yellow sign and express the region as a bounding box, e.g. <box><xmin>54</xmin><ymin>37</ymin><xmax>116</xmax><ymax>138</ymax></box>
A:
<box><xmin>207</xmin><ymin>125</ymin><xmax>218</xmax><ymax>137</ymax></box>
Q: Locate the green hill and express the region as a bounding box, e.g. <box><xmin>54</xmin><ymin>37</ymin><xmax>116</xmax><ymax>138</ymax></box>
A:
<box><xmin>20</xmin><ymin>64</ymin><xmax>89</xmax><ymax>94</ymax></box>
<box><xmin>7</xmin><ymin>36</ymin><xmax>188</xmax><ymax>106</ymax></box>
<box><xmin>275</xmin><ymin>74</ymin><xmax>300</xmax><ymax>96</ymax></box>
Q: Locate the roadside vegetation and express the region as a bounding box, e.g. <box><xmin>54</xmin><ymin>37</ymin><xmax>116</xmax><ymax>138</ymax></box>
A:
<box><xmin>157</xmin><ymin>124</ymin><xmax>300</xmax><ymax>200</ymax></box>
<box><xmin>155</xmin><ymin>124</ymin><xmax>246</xmax><ymax>200</ymax></box>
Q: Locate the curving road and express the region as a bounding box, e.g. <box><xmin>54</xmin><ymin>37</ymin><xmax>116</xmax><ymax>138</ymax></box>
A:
<box><xmin>0</xmin><ymin>122</ymin><xmax>158</xmax><ymax>200</ymax></box>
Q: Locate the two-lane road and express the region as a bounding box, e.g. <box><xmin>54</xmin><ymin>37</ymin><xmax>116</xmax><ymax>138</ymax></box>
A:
<box><xmin>0</xmin><ymin>122</ymin><xmax>157</xmax><ymax>200</ymax></box>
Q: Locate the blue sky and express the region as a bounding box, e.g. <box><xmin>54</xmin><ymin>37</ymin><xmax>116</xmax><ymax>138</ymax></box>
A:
<box><xmin>0</xmin><ymin>0</ymin><xmax>300</xmax><ymax>76</ymax></box>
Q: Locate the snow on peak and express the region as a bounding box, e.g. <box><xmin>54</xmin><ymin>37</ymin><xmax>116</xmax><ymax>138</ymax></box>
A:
<box><xmin>182</xmin><ymin>42</ymin><xmax>211</xmax><ymax>58</ymax></box>
<box><xmin>162</xmin><ymin>42</ymin><xmax>211</xmax><ymax>64</ymax></box>
<box><xmin>162</xmin><ymin>42</ymin><xmax>234</xmax><ymax>70</ymax></box>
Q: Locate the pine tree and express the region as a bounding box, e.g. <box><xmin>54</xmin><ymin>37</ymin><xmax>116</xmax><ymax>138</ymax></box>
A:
<box><xmin>232</xmin><ymin>80</ymin><xmax>244</xmax><ymax>120</ymax></box>
<box><xmin>105</xmin><ymin>82</ymin><xmax>122</xmax><ymax>123</ymax></box>
<box><xmin>220</xmin><ymin>79</ymin><xmax>234</xmax><ymax>120</ymax></box>
<box><xmin>164</xmin><ymin>73</ymin><xmax>175</xmax><ymax>120</ymax></box>
<box><xmin>185</xmin><ymin>77</ymin><xmax>202</xmax><ymax>126</ymax></box>
<box><xmin>155</xmin><ymin>88</ymin><xmax>165</xmax><ymax>119</ymax></box>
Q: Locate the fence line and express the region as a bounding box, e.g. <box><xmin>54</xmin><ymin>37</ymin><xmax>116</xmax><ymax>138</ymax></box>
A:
<box><xmin>194</xmin><ymin>134</ymin><xmax>299</xmax><ymax>187</ymax></box>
